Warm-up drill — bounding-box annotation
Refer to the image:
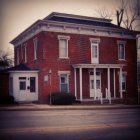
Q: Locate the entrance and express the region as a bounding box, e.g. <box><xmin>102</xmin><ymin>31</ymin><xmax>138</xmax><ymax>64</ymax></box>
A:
<box><xmin>90</xmin><ymin>72</ymin><xmax>101</xmax><ymax>98</ymax></box>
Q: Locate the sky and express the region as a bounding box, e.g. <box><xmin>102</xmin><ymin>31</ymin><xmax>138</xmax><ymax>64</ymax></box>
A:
<box><xmin>0</xmin><ymin>0</ymin><xmax>139</xmax><ymax>55</ymax></box>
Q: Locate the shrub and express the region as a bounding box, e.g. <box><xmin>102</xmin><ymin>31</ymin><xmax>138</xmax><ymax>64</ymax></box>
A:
<box><xmin>0</xmin><ymin>95</ymin><xmax>15</xmax><ymax>104</ymax></box>
<box><xmin>50</xmin><ymin>92</ymin><xmax>76</xmax><ymax>105</ymax></box>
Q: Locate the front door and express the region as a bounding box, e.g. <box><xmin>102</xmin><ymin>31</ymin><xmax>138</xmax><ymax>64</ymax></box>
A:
<box><xmin>90</xmin><ymin>74</ymin><xmax>101</xmax><ymax>98</ymax></box>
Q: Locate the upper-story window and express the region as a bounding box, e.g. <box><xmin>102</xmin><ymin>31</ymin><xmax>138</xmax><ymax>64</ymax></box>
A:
<box><xmin>16</xmin><ymin>48</ymin><xmax>19</xmax><ymax>65</ymax></box>
<box><xmin>118</xmin><ymin>41</ymin><xmax>126</xmax><ymax>60</ymax></box>
<box><xmin>24</xmin><ymin>43</ymin><xmax>27</xmax><ymax>63</ymax></box>
<box><xmin>58</xmin><ymin>35</ymin><xmax>70</xmax><ymax>58</ymax></box>
<box><xmin>20</xmin><ymin>44</ymin><xmax>23</xmax><ymax>61</ymax></box>
<box><xmin>33</xmin><ymin>38</ymin><xmax>38</xmax><ymax>60</ymax></box>
<box><xmin>90</xmin><ymin>38</ymin><xmax>100</xmax><ymax>64</ymax></box>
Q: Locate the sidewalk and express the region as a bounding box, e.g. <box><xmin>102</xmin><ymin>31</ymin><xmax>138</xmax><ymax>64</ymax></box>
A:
<box><xmin>0</xmin><ymin>103</ymin><xmax>140</xmax><ymax>111</ymax></box>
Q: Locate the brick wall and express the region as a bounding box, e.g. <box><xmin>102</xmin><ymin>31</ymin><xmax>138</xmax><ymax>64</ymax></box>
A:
<box><xmin>14</xmin><ymin>31</ymin><xmax>137</xmax><ymax>103</ymax></box>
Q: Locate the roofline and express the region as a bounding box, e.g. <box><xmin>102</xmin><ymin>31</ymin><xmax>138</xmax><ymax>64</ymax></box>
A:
<box><xmin>9</xmin><ymin>70</ymin><xmax>39</xmax><ymax>73</ymax></box>
<box><xmin>10</xmin><ymin>12</ymin><xmax>137</xmax><ymax>45</ymax></box>
<box><xmin>44</xmin><ymin>12</ymin><xmax>112</xmax><ymax>23</ymax></box>
<box><xmin>10</xmin><ymin>19</ymin><xmax>42</xmax><ymax>44</ymax></box>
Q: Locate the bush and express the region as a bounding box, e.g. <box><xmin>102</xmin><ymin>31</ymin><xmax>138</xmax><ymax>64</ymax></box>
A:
<box><xmin>50</xmin><ymin>92</ymin><xmax>76</xmax><ymax>105</ymax></box>
<box><xmin>0</xmin><ymin>95</ymin><xmax>15</xmax><ymax>104</ymax></box>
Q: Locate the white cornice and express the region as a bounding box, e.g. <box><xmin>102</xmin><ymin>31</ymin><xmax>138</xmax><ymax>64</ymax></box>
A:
<box><xmin>10</xmin><ymin>20</ymin><xmax>136</xmax><ymax>47</ymax></box>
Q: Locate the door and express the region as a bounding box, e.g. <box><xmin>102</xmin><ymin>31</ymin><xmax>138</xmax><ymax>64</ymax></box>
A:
<box><xmin>90</xmin><ymin>75</ymin><xmax>101</xmax><ymax>98</ymax></box>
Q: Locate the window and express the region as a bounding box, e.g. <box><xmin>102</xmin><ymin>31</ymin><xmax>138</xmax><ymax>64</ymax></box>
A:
<box><xmin>24</xmin><ymin>43</ymin><xmax>27</xmax><ymax>63</ymax></box>
<box><xmin>30</xmin><ymin>77</ymin><xmax>36</xmax><ymax>92</ymax></box>
<box><xmin>118</xmin><ymin>41</ymin><xmax>126</xmax><ymax>60</ymax></box>
<box><xmin>92</xmin><ymin>42</ymin><xmax>98</xmax><ymax>58</ymax></box>
<box><xmin>19</xmin><ymin>77</ymin><xmax>26</xmax><ymax>90</ymax></box>
<box><xmin>20</xmin><ymin>81</ymin><xmax>26</xmax><ymax>90</ymax></box>
<box><xmin>60</xmin><ymin>74</ymin><xmax>68</xmax><ymax>92</ymax></box>
<box><xmin>90</xmin><ymin>38</ymin><xmax>100</xmax><ymax>64</ymax></box>
<box><xmin>21</xmin><ymin>44</ymin><xmax>23</xmax><ymax>61</ymax></box>
<box><xmin>33</xmin><ymin>38</ymin><xmax>38</xmax><ymax>60</ymax></box>
<box><xmin>58</xmin><ymin>35</ymin><xmax>70</xmax><ymax>58</ymax></box>
<box><xmin>58</xmin><ymin>71</ymin><xmax>70</xmax><ymax>93</ymax></box>
<box><xmin>16</xmin><ymin>48</ymin><xmax>19</xmax><ymax>65</ymax></box>
<box><xmin>122</xmin><ymin>73</ymin><xmax>126</xmax><ymax>91</ymax></box>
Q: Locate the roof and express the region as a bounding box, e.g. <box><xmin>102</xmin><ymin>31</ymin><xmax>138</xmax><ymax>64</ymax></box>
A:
<box><xmin>10</xmin><ymin>12</ymin><xmax>137</xmax><ymax>46</ymax></box>
<box><xmin>0</xmin><ymin>64</ymin><xmax>38</xmax><ymax>73</ymax></box>
<box><xmin>44</xmin><ymin>12</ymin><xmax>122</xmax><ymax>29</ymax></box>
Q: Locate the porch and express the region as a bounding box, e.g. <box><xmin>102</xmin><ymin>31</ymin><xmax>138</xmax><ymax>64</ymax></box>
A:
<box><xmin>72</xmin><ymin>64</ymin><xmax>125</xmax><ymax>104</ymax></box>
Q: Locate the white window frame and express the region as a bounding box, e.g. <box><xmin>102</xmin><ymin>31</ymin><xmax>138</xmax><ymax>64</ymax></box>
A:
<box><xmin>58</xmin><ymin>35</ymin><xmax>70</xmax><ymax>59</ymax></box>
<box><xmin>90</xmin><ymin>38</ymin><xmax>100</xmax><ymax>64</ymax></box>
<box><xmin>58</xmin><ymin>71</ymin><xmax>70</xmax><ymax>93</ymax></box>
<box><xmin>21</xmin><ymin>44</ymin><xmax>23</xmax><ymax>61</ymax></box>
<box><xmin>118</xmin><ymin>41</ymin><xmax>126</xmax><ymax>60</ymax></box>
<box><xmin>24</xmin><ymin>43</ymin><xmax>27</xmax><ymax>63</ymax></box>
<box><xmin>16</xmin><ymin>48</ymin><xmax>19</xmax><ymax>65</ymax></box>
<box><xmin>33</xmin><ymin>38</ymin><xmax>38</xmax><ymax>60</ymax></box>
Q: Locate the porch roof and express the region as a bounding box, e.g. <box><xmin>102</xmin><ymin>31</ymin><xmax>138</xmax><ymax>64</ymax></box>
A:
<box><xmin>72</xmin><ymin>64</ymin><xmax>125</xmax><ymax>69</ymax></box>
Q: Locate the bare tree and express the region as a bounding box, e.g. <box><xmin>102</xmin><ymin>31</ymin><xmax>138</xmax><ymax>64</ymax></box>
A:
<box><xmin>95</xmin><ymin>6</ymin><xmax>112</xmax><ymax>19</ymax></box>
<box><xmin>0</xmin><ymin>49</ymin><xmax>14</xmax><ymax>70</ymax></box>
<box><xmin>122</xmin><ymin>0</ymin><xmax>140</xmax><ymax>30</ymax></box>
<box><xmin>116</xmin><ymin>0</ymin><xmax>127</xmax><ymax>27</ymax></box>
<box><xmin>96</xmin><ymin>0</ymin><xmax>140</xmax><ymax>31</ymax></box>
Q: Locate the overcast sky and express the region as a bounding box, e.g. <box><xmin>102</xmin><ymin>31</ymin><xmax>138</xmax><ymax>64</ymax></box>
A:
<box><xmin>0</xmin><ymin>0</ymin><xmax>139</xmax><ymax>53</ymax></box>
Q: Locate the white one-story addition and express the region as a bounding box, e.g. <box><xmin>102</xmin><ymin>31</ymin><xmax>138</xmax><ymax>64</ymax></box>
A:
<box><xmin>8</xmin><ymin>64</ymin><xmax>39</xmax><ymax>102</ymax></box>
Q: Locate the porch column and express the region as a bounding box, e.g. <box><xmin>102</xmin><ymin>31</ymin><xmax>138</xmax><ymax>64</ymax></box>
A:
<box><xmin>107</xmin><ymin>68</ymin><xmax>110</xmax><ymax>95</ymax></box>
<box><xmin>79</xmin><ymin>67</ymin><xmax>83</xmax><ymax>101</ymax></box>
<box><xmin>120</xmin><ymin>67</ymin><xmax>123</xmax><ymax>99</ymax></box>
<box><xmin>108</xmin><ymin>67</ymin><xmax>111</xmax><ymax>104</ymax></box>
<box><xmin>113</xmin><ymin>69</ymin><xmax>116</xmax><ymax>98</ymax></box>
<box><xmin>74</xmin><ymin>68</ymin><xmax>77</xmax><ymax>100</ymax></box>
<box><xmin>94</xmin><ymin>68</ymin><xmax>96</xmax><ymax>100</ymax></box>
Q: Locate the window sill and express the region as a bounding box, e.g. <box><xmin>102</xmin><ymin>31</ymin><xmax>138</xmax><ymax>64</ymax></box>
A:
<box><xmin>59</xmin><ymin>57</ymin><xmax>69</xmax><ymax>59</ymax></box>
<box><xmin>118</xmin><ymin>59</ymin><xmax>126</xmax><ymax>61</ymax></box>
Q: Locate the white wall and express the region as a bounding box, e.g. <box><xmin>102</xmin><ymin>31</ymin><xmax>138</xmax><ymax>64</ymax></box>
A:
<box><xmin>9</xmin><ymin>71</ymin><xmax>38</xmax><ymax>102</ymax></box>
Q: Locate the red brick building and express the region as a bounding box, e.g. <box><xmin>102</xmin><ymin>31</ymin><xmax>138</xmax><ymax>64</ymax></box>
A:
<box><xmin>10</xmin><ymin>12</ymin><xmax>137</xmax><ymax>103</ymax></box>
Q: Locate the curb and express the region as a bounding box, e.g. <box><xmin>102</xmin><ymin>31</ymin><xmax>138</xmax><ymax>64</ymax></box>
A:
<box><xmin>0</xmin><ymin>105</ymin><xmax>140</xmax><ymax>111</ymax></box>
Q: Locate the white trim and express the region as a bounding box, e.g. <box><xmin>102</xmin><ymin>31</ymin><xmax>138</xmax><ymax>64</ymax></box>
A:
<box><xmin>79</xmin><ymin>67</ymin><xmax>83</xmax><ymax>101</ymax></box>
<box><xmin>90</xmin><ymin>38</ymin><xmax>100</xmax><ymax>43</ymax></box>
<box><xmin>16</xmin><ymin>48</ymin><xmax>19</xmax><ymax>65</ymax></box>
<box><xmin>11</xmin><ymin>21</ymin><xmax>136</xmax><ymax>47</ymax></box>
<box><xmin>73</xmin><ymin>63</ymin><xmax>125</xmax><ymax>69</ymax></box>
<box><xmin>9</xmin><ymin>71</ymin><xmax>39</xmax><ymax>73</ymax></box>
<box><xmin>118</xmin><ymin>40</ymin><xmax>126</xmax><ymax>61</ymax></box>
<box><xmin>113</xmin><ymin>69</ymin><xmax>116</xmax><ymax>98</ymax></box>
<box><xmin>33</xmin><ymin>37</ymin><xmax>38</xmax><ymax>60</ymax></box>
<box><xmin>20</xmin><ymin>44</ymin><xmax>23</xmax><ymax>61</ymax></box>
<box><xmin>58</xmin><ymin>35</ymin><xmax>70</xmax><ymax>40</ymax></box>
<box><xmin>91</xmin><ymin>41</ymin><xmax>99</xmax><ymax>64</ymax></box>
<box><xmin>24</xmin><ymin>43</ymin><xmax>27</xmax><ymax>63</ymax></box>
<box><xmin>58</xmin><ymin>71</ymin><xmax>70</xmax><ymax>75</ymax></box>
<box><xmin>59</xmin><ymin>72</ymin><xmax>70</xmax><ymax>93</ymax></box>
<box><xmin>74</xmin><ymin>68</ymin><xmax>77</xmax><ymax>99</ymax></box>
<box><xmin>58</xmin><ymin>35</ymin><xmax>70</xmax><ymax>59</ymax></box>
<box><xmin>94</xmin><ymin>68</ymin><xmax>97</xmax><ymax>99</ymax></box>
<box><xmin>119</xmin><ymin>68</ymin><xmax>123</xmax><ymax>98</ymax></box>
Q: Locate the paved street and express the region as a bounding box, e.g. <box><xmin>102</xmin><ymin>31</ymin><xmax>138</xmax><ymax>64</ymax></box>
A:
<box><xmin>0</xmin><ymin>108</ymin><xmax>140</xmax><ymax>140</ymax></box>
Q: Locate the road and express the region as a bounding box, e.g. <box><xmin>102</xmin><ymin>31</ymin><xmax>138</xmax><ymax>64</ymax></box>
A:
<box><xmin>0</xmin><ymin>108</ymin><xmax>140</xmax><ymax>140</ymax></box>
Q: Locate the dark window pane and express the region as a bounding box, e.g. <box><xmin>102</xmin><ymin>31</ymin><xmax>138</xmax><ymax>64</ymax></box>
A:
<box><xmin>20</xmin><ymin>81</ymin><xmax>26</xmax><ymax>90</ymax></box>
<box><xmin>19</xmin><ymin>77</ymin><xmax>26</xmax><ymax>80</ymax></box>
<box><xmin>30</xmin><ymin>77</ymin><xmax>36</xmax><ymax>92</ymax></box>
<box><xmin>61</xmin><ymin>84</ymin><xmax>68</xmax><ymax>92</ymax></box>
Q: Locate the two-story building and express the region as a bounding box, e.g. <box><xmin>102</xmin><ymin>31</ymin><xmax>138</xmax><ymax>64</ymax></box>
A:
<box><xmin>10</xmin><ymin>12</ymin><xmax>137</xmax><ymax>103</ymax></box>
